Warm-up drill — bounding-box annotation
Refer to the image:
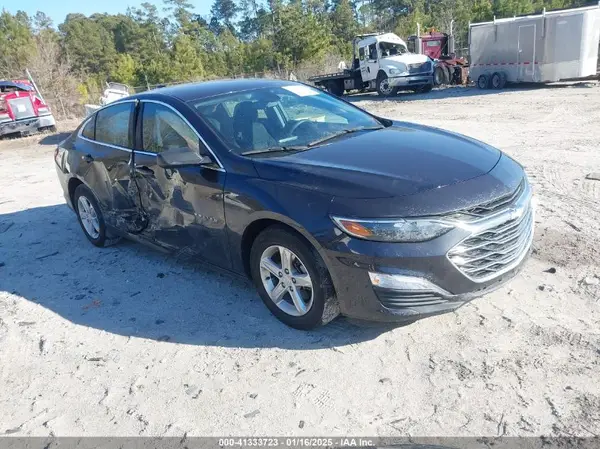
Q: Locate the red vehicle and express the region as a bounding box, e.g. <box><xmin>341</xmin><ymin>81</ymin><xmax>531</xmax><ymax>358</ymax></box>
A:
<box><xmin>0</xmin><ymin>79</ymin><xmax>56</xmax><ymax>137</ymax></box>
<box><xmin>407</xmin><ymin>25</ymin><xmax>469</xmax><ymax>86</ymax></box>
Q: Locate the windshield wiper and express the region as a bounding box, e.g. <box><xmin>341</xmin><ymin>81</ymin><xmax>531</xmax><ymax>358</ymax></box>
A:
<box><xmin>307</xmin><ymin>126</ymin><xmax>384</xmax><ymax>148</ymax></box>
<box><xmin>241</xmin><ymin>145</ymin><xmax>307</xmax><ymax>156</ymax></box>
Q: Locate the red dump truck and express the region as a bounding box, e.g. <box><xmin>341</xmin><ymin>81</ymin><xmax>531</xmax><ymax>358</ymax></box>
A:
<box><xmin>0</xmin><ymin>79</ymin><xmax>56</xmax><ymax>138</ymax></box>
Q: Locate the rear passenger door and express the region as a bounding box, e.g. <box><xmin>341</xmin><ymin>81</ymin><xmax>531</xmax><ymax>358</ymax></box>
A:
<box><xmin>77</xmin><ymin>101</ymin><xmax>143</xmax><ymax>232</ymax></box>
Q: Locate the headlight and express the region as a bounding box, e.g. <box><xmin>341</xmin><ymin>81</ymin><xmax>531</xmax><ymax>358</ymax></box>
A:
<box><xmin>387</xmin><ymin>64</ymin><xmax>406</xmax><ymax>75</ymax></box>
<box><xmin>331</xmin><ymin>217</ymin><xmax>454</xmax><ymax>242</ymax></box>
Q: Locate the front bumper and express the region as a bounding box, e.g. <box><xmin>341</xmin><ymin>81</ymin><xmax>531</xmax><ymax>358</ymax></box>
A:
<box><xmin>320</xmin><ymin>182</ymin><xmax>534</xmax><ymax>323</ymax></box>
<box><xmin>0</xmin><ymin>114</ymin><xmax>55</xmax><ymax>136</ymax></box>
<box><xmin>388</xmin><ymin>74</ymin><xmax>433</xmax><ymax>88</ymax></box>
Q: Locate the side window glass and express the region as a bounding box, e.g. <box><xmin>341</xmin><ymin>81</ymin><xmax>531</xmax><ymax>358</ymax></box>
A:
<box><xmin>368</xmin><ymin>43</ymin><xmax>377</xmax><ymax>60</ymax></box>
<box><xmin>81</xmin><ymin>117</ymin><xmax>95</xmax><ymax>140</ymax></box>
<box><xmin>95</xmin><ymin>102</ymin><xmax>133</xmax><ymax>148</ymax></box>
<box><xmin>359</xmin><ymin>47</ymin><xmax>365</xmax><ymax>60</ymax></box>
<box><xmin>142</xmin><ymin>103</ymin><xmax>200</xmax><ymax>154</ymax></box>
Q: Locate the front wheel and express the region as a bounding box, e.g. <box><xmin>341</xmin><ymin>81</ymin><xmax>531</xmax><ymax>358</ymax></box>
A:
<box><xmin>376</xmin><ymin>73</ymin><xmax>398</xmax><ymax>97</ymax></box>
<box><xmin>250</xmin><ymin>226</ymin><xmax>339</xmax><ymax>330</ymax></box>
<box><xmin>434</xmin><ymin>66</ymin><xmax>447</xmax><ymax>85</ymax></box>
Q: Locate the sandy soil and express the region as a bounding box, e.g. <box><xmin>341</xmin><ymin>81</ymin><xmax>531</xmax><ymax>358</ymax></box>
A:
<box><xmin>0</xmin><ymin>84</ymin><xmax>599</xmax><ymax>438</ymax></box>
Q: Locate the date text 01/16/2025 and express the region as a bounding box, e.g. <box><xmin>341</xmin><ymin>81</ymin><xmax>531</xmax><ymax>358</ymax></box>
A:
<box><xmin>218</xmin><ymin>438</ymin><xmax>375</xmax><ymax>447</ymax></box>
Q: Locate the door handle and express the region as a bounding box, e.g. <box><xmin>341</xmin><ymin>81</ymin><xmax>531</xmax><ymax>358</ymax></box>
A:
<box><xmin>135</xmin><ymin>165</ymin><xmax>154</xmax><ymax>175</ymax></box>
<box><xmin>83</xmin><ymin>154</ymin><xmax>94</xmax><ymax>163</ymax></box>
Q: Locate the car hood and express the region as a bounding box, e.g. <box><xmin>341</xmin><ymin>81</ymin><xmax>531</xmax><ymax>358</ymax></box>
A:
<box><xmin>382</xmin><ymin>53</ymin><xmax>430</xmax><ymax>66</ymax></box>
<box><xmin>253</xmin><ymin>122</ymin><xmax>502</xmax><ymax>199</ymax></box>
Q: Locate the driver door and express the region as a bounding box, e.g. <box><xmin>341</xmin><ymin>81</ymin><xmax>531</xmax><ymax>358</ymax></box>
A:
<box><xmin>360</xmin><ymin>43</ymin><xmax>379</xmax><ymax>82</ymax></box>
<box><xmin>359</xmin><ymin>46</ymin><xmax>370</xmax><ymax>82</ymax></box>
<box><xmin>132</xmin><ymin>101</ymin><xmax>230</xmax><ymax>269</ymax></box>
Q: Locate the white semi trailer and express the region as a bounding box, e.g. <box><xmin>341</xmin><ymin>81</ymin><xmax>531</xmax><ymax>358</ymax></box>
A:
<box><xmin>469</xmin><ymin>3</ymin><xmax>600</xmax><ymax>89</ymax></box>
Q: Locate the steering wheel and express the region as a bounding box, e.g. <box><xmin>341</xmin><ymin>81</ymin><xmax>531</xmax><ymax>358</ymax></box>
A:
<box><xmin>288</xmin><ymin>119</ymin><xmax>314</xmax><ymax>137</ymax></box>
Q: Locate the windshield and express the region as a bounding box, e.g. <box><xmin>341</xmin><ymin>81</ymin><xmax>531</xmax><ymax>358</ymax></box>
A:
<box><xmin>379</xmin><ymin>41</ymin><xmax>408</xmax><ymax>57</ymax></box>
<box><xmin>192</xmin><ymin>85</ymin><xmax>382</xmax><ymax>155</ymax></box>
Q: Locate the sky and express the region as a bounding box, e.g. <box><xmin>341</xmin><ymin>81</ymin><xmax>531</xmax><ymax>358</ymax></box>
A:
<box><xmin>3</xmin><ymin>0</ymin><xmax>213</xmax><ymax>26</ymax></box>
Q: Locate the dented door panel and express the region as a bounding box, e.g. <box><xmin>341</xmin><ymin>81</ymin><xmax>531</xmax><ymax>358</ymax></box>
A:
<box><xmin>74</xmin><ymin>137</ymin><xmax>140</xmax><ymax>232</ymax></box>
<box><xmin>132</xmin><ymin>151</ymin><xmax>230</xmax><ymax>268</ymax></box>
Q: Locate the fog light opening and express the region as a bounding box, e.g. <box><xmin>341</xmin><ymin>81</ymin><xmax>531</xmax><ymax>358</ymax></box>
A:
<box><xmin>368</xmin><ymin>272</ymin><xmax>450</xmax><ymax>295</ymax></box>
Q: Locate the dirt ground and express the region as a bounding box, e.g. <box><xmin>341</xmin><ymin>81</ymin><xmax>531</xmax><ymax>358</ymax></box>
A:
<box><xmin>0</xmin><ymin>84</ymin><xmax>599</xmax><ymax>438</ymax></box>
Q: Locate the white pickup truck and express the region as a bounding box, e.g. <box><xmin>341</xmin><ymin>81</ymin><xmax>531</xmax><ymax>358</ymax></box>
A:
<box><xmin>309</xmin><ymin>32</ymin><xmax>434</xmax><ymax>96</ymax></box>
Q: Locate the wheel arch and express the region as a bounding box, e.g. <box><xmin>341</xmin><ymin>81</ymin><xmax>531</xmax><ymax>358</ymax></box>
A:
<box><xmin>67</xmin><ymin>176</ymin><xmax>85</xmax><ymax>206</ymax></box>
<box><xmin>240</xmin><ymin>213</ymin><xmax>324</xmax><ymax>278</ymax></box>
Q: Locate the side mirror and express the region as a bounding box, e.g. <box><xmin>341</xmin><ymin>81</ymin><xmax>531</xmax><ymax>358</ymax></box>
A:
<box><xmin>156</xmin><ymin>147</ymin><xmax>213</xmax><ymax>168</ymax></box>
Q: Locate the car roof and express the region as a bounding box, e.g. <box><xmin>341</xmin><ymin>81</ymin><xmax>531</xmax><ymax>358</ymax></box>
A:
<box><xmin>130</xmin><ymin>78</ymin><xmax>299</xmax><ymax>103</ymax></box>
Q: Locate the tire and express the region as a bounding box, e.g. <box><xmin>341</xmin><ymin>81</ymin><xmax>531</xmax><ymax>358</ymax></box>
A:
<box><xmin>443</xmin><ymin>65</ymin><xmax>453</xmax><ymax>85</ymax></box>
<box><xmin>477</xmin><ymin>74</ymin><xmax>490</xmax><ymax>89</ymax></box>
<box><xmin>491</xmin><ymin>72</ymin><xmax>504</xmax><ymax>89</ymax></box>
<box><xmin>416</xmin><ymin>83</ymin><xmax>433</xmax><ymax>93</ymax></box>
<box><xmin>434</xmin><ymin>66</ymin><xmax>447</xmax><ymax>85</ymax></box>
<box><xmin>74</xmin><ymin>184</ymin><xmax>109</xmax><ymax>247</ymax></box>
<box><xmin>250</xmin><ymin>225</ymin><xmax>340</xmax><ymax>330</ymax></box>
<box><xmin>499</xmin><ymin>72</ymin><xmax>508</xmax><ymax>89</ymax></box>
<box><xmin>376</xmin><ymin>72</ymin><xmax>398</xmax><ymax>97</ymax></box>
<box><xmin>326</xmin><ymin>80</ymin><xmax>344</xmax><ymax>96</ymax></box>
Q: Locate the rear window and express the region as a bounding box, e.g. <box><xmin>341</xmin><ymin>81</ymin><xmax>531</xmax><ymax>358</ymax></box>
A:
<box><xmin>81</xmin><ymin>117</ymin><xmax>95</xmax><ymax>140</ymax></box>
<box><xmin>95</xmin><ymin>102</ymin><xmax>133</xmax><ymax>148</ymax></box>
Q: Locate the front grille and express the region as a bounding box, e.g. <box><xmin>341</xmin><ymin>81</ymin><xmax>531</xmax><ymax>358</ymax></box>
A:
<box><xmin>408</xmin><ymin>61</ymin><xmax>432</xmax><ymax>74</ymax></box>
<box><xmin>448</xmin><ymin>205</ymin><xmax>534</xmax><ymax>282</ymax></box>
<box><xmin>461</xmin><ymin>180</ymin><xmax>525</xmax><ymax>218</ymax></box>
<box><xmin>8</xmin><ymin>97</ymin><xmax>36</xmax><ymax>120</ymax></box>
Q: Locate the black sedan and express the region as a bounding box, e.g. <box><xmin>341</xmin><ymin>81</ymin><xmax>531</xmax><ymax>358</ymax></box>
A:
<box><xmin>54</xmin><ymin>79</ymin><xmax>534</xmax><ymax>329</ymax></box>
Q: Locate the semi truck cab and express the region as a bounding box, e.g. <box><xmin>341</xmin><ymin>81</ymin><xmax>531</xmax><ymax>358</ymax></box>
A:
<box><xmin>309</xmin><ymin>32</ymin><xmax>434</xmax><ymax>97</ymax></box>
<box><xmin>355</xmin><ymin>33</ymin><xmax>434</xmax><ymax>95</ymax></box>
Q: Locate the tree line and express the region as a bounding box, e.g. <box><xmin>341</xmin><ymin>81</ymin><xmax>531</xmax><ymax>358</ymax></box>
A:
<box><xmin>0</xmin><ymin>0</ymin><xmax>586</xmax><ymax>115</ymax></box>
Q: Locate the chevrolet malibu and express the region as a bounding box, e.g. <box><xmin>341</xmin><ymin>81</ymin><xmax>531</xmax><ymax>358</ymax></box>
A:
<box><xmin>54</xmin><ymin>79</ymin><xmax>534</xmax><ymax>330</ymax></box>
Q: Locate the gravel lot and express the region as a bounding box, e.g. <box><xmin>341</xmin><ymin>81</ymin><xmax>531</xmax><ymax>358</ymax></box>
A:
<box><xmin>0</xmin><ymin>84</ymin><xmax>599</xmax><ymax>438</ymax></box>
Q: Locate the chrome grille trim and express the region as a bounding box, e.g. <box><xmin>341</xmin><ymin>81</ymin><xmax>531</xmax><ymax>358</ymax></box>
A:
<box><xmin>459</xmin><ymin>180</ymin><xmax>525</xmax><ymax>219</ymax></box>
<box><xmin>447</xmin><ymin>180</ymin><xmax>534</xmax><ymax>283</ymax></box>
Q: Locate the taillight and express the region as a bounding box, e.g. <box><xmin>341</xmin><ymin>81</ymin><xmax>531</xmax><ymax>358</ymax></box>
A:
<box><xmin>33</xmin><ymin>95</ymin><xmax>50</xmax><ymax>114</ymax></box>
<box><xmin>0</xmin><ymin>95</ymin><xmax>6</xmax><ymax>112</ymax></box>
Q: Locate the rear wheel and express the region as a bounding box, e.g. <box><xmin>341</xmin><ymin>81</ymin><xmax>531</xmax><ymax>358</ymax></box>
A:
<box><xmin>376</xmin><ymin>73</ymin><xmax>398</xmax><ymax>97</ymax></box>
<box><xmin>491</xmin><ymin>72</ymin><xmax>506</xmax><ymax>89</ymax></box>
<box><xmin>415</xmin><ymin>83</ymin><xmax>433</xmax><ymax>93</ymax></box>
<box><xmin>74</xmin><ymin>184</ymin><xmax>107</xmax><ymax>247</ymax></box>
<box><xmin>443</xmin><ymin>65</ymin><xmax>453</xmax><ymax>85</ymax></box>
<box><xmin>250</xmin><ymin>226</ymin><xmax>339</xmax><ymax>330</ymax></box>
<box><xmin>477</xmin><ymin>74</ymin><xmax>490</xmax><ymax>89</ymax></box>
<box><xmin>325</xmin><ymin>80</ymin><xmax>344</xmax><ymax>96</ymax></box>
<box><xmin>499</xmin><ymin>72</ymin><xmax>508</xmax><ymax>89</ymax></box>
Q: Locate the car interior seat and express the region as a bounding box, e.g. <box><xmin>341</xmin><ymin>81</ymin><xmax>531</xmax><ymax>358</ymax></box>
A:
<box><xmin>232</xmin><ymin>101</ymin><xmax>277</xmax><ymax>152</ymax></box>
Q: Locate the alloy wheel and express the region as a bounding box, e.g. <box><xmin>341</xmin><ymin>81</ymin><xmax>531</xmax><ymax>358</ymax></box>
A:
<box><xmin>259</xmin><ymin>245</ymin><xmax>314</xmax><ymax>317</ymax></box>
<box><xmin>77</xmin><ymin>196</ymin><xmax>100</xmax><ymax>239</ymax></box>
